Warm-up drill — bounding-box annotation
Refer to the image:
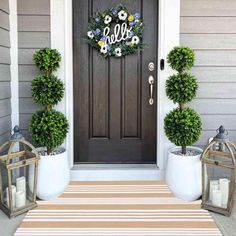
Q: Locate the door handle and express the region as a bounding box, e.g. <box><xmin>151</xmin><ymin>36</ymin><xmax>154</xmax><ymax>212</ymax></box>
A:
<box><xmin>148</xmin><ymin>75</ymin><xmax>154</xmax><ymax>105</ymax></box>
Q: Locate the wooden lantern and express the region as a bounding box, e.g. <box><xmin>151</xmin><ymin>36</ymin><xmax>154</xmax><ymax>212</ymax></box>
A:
<box><xmin>0</xmin><ymin>126</ymin><xmax>40</xmax><ymax>218</ymax></box>
<box><xmin>201</xmin><ymin>126</ymin><xmax>236</xmax><ymax>216</ymax></box>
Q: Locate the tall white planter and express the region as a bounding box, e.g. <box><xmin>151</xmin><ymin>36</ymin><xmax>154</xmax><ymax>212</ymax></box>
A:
<box><xmin>166</xmin><ymin>146</ymin><xmax>203</xmax><ymax>201</ymax></box>
<box><xmin>36</xmin><ymin>148</ymin><xmax>70</xmax><ymax>200</ymax></box>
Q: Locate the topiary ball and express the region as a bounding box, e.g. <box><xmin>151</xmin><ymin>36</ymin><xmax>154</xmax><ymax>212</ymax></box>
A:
<box><xmin>167</xmin><ymin>46</ymin><xmax>195</xmax><ymax>72</ymax></box>
<box><xmin>33</xmin><ymin>48</ymin><xmax>61</xmax><ymax>72</ymax></box>
<box><xmin>29</xmin><ymin>109</ymin><xmax>69</xmax><ymax>154</ymax></box>
<box><xmin>164</xmin><ymin>107</ymin><xmax>202</xmax><ymax>147</ymax></box>
<box><xmin>166</xmin><ymin>72</ymin><xmax>198</xmax><ymax>104</ymax></box>
<box><xmin>32</xmin><ymin>75</ymin><xmax>64</xmax><ymax>106</ymax></box>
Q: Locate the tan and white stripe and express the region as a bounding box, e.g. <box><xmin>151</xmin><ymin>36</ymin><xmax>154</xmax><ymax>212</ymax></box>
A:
<box><xmin>15</xmin><ymin>181</ymin><xmax>222</xmax><ymax>236</ymax></box>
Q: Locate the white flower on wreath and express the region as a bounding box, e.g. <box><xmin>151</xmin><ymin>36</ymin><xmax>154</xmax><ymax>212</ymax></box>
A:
<box><xmin>104</xmin><ymin>15</ymin><xmax>112</xmax><ymax>24</ymax></box>
<box><xmin>118</xmin><ymin>10</ymin><xmax>127</xmax><ymax>21</ymax></box>
<box><xmin>87</xmin><ymin>31</ymin><xmax>94</xmax><ymax>39</ymax></box>
<box><xmin>100</xmin><ymin>45</ymin><xmax>108</xmax><ymax>54</ymax></box>
<box><xmin>131</xmin><ymin>36</ymin><xmax>140</xmax><ymax>44</ymax></box>
<box><xmin>115</xmin><ymin>47</ymin><xmax>122</xmax><ymax>57</ymax></box>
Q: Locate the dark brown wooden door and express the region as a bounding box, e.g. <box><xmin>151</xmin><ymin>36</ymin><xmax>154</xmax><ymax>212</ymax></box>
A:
<box><xmin>73</xmin><ymin>0</ymin><xmax>158</xmax><ymax>163</ymax></box>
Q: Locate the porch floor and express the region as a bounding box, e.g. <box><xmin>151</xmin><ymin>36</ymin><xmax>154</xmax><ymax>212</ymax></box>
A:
<box><xmin>0</xmin><ymin>186</ymin><xmax>235</xmax><ymax>236</ymax></box>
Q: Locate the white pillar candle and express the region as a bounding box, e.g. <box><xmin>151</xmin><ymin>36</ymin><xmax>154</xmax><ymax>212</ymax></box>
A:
<box><xmin>209</xmin><ymin>180</ymin><xmax>219</xmax><ymax>201</ymax></box>
<box><xmin>15</xmin><ymin>191</ymin><xmax>26</xmax><ymax>208</ymax></box>
<box><xmin>219</xmin><ymin>178</ymin><xmax>229</xmax><ymax>206</ymax></box>
<box><xmin>6</xmin><ymin>185</ymin><xmax>16</xmax><ymax>208</ymax></box>
<box><xmin>212</xmin><ymin>189</ymin><xmax>222</xmax><ymax>207</ymax></box>
<box><xmin>16</xmin><ymin>176</ymin><xmax>26</xmax><ymax>192</ymax></box>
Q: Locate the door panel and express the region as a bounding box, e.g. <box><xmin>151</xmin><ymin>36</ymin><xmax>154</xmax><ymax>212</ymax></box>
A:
<box><xmin>73</xmin><ymin>0</ymin><xmax>158</xmax><ymax>163</ymax></box>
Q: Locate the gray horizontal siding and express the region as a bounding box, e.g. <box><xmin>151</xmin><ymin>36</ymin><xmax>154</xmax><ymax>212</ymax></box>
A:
<box><xmin>181</xmin><ymin>0</ymin><xmax>236</xmax><ymax>17</ymax></box>
<box><xmin>195</xmin><ymin>50</ymin><xmax>236</xmax><ymax>66</ymax></box>
<box><xmin>0</xmin><ymin>1</ymin><xmax>11</xmax><ymax>143</ymax></box>
<box><xmin>17</xmin><ymin>0</ymin><xmax>50</xmax><ymax>15</ymax></box>
<box><xmin>0</xmin><ymin>10</ymin><xmax>9</xmax><ymax>30</ymax></box>
<box><xmin>181</xmin><ymin>0</ymin><xmax>236</xmax><ymax>148</ymax></box>
<box><xmin>18</xmin><ymin>0</ymin><xmax>50</xmax><ymax>141</ymax></box>
<box><xmin>0</xmin><ymin>99</ymin><xmax>11</xmax><ymax>118</ymax></box>
<box><xmin>0</xmin><ymin>27</ymin><xmax>10</xmax><ymax>47</ymax></box>
<box><xmin>181</xmin><ymin>34</ymin><xmax>236</xmax><ymax>49</ymax></box>
<box><xmin>0</xmin><ymin>46</ymin><xmax>10</xmax><ymax>64</ymax></box>
<box><xmin>197</xmin><ymin>83</ymin><xmax>236</xmax><ymax>99</ymax></box>
<box><xmin>0</xmin><ymin>0</ymin><xmax>9</xmax><ymax>14</ymax></box>
<box><xmin>18</xmin><ymin>49</ymin><xmax>38</xmax><ymax>65</ymax></box>
<box><xmin>0</xmin><ymin>131</ymin><xmax>10</xmax><ymax>145</ymax></box>
<box><xmin>0</xmin><ymin>82</ymin><xmax>11</xmax><ymax>99</ymax></box>
<box><xmin>18</xmin><ymin>32</ymin><xmax>50</xmax><ymax>48</ymax></box>
<box><xmin>18</xmin><ymin>16</ymin><xmax>50</xmax><ymax>32</ymax></box>
<box><xmin>19</xmin><ymin>65</ymin><xmax>40</xmax><ymax>82</ymax></box>
<box><xmin>0</xmin><ymin>115</ymin><xmax>11</xmax><ymax>135</ymax></box>
<box><xmin>19</xmin><ymin>81</ymin><xmax>31</xmax><ymax>98</ymax></box>
<box><xmin>0</xmin><ymin>64</ymin><xmax>10</xmax><ymax>81</ymax></box>
<box><xmin>190</xmin><ymin>99</ymin><xmax>236</xmax><ymax>115</ymax></box>
<box><xmin>191</xmin><ymin>67</ymin><xmax>236</xmax><ymax>83</ymax></box>
<box><xmin>19</xmin><ymin>98</ymin><xmax>40</xmax><ymax>114</ymax></box>
<box><xmin>181</xmin><ymin>17</ymin><xmax>236</xmax><ymax>34</ymax></box>
<box><xmin>19</xmin><ymin>114</ymin><xmax>31</xmax><ymax>130</ymax></box>
<box><xmin>201</xmin><ymin>115</ymin><xmax>236</xmax><ymax>130</ymax></box>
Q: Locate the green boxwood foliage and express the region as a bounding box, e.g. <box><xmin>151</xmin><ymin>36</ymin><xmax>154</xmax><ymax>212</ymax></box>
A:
<box><xmin>32</xmin><ymin>75</ymin><xmax>64</xmax><ymax>106</ymax></box>
<box><xmin>30</xmin><ymin>48</ymin><xmax>68</xmax><ymax>155</ymax></box>
<box><xmin>29</xmin><ymin>110</ymin><xmax>69</xmax><ymax>154</ymax></box>
<box><xmin>165</xmin><ymin>46</ymin><xmax>202</xmax><ymax>154</ymax></box>
<box><xmin>167</xmin><ymin>46</ymin><xmax>194</xmax><ymax>72</ymax></box>
<box><xmin>33</xmin><ymin>48</ymin><xmax>61</xmax><ymax>73</ymax></box>
<box><xmin>166</xmin><ymin>72</ymin><xmax>198</xmax><ymax>104</ymax></box>
<box><xmin>164</xmin><ymin>108</ymin><xmax>202</xmax><ymax>147</ymax></box>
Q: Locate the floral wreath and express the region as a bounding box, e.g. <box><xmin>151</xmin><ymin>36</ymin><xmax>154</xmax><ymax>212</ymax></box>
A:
<box><xmin>87</xmin><ymin>4</ymin><xmax>144</xmax><ymax>58</ymax></box>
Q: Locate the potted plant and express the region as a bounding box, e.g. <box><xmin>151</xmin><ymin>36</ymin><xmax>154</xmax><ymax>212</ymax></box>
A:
<box><xmin>165</xmin><ymin>46</ymin><xmax>202</xmax><ymax>201</ymax></box>
<box><xmin>29</xmin><ymin>48</ymin><xmax>69</xmax><ymax>200</ymax></box>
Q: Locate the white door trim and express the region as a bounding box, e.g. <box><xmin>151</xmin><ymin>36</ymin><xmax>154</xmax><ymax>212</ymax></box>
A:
<box><xmin>50</xmin><ymin>0</ymin><xmax>179</xmax><ymax>180</ymax></box>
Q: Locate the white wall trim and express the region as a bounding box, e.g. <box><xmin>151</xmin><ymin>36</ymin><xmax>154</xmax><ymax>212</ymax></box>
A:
<box><xmin>9</xmin><ymin>0</ymin><xmax>19</xmax><ymax>130</ymax></box>
<box><xmin>50</xmin><ymin>0</ymin><xmax>180</xmax><ymax>180</ymax></box>
<box><xmin>50</xmin><ymin>0</ymin><xmax>74</xmax><ymax>168</ymax></box>
<box><xmin>157</xmin><ymin>0</ymin><xmax>180</xmax><ymax>170</ymax></box>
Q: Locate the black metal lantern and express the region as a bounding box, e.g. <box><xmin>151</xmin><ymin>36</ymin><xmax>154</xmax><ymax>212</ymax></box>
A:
<box><xmin>201</xmin><ymin>126</ymin><xmax>236</xmax><ymax>216</ymax></box>
<box><xmin>0</xmin><ymin>126</ymin><xmax>40</xmax><ymax>218</ymax></box>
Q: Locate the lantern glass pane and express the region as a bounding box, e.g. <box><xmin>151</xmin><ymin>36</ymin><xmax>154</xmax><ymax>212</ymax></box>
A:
<box><xmin>10</xmin><ymin>163</ymin><xmax>35</xmax><ymax>210</ymax></box>
<box><xmin>0</xmin><ymin>164</ymin><xmax>11</xmax><ymax>208</ymax></box>
<box><xmin>204</xmin><ymin>163</ymin><xmax>232</xmax><ymax>209</ymax></box>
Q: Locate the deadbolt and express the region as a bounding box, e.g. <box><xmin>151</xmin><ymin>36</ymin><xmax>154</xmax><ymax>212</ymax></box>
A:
<box><xmin>148</xmin><ymin>62</ymin><xmax>155</xmax><ymax>72</ymax></box>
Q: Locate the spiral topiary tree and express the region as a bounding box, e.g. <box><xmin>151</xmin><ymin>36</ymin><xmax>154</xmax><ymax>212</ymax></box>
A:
<box><xmin>164</xmin><ymin>46</ymin><xmax>202</xmax><ymax>155</ymax></box>
<box><xmin>29</xmin><ymin>48</ymin><xmax>69</xmax><ymax>155</ymax></box>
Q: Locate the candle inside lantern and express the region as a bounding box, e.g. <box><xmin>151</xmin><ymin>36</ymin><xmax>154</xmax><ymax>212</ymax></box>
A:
<box><xmin>219</xmin><ymin>178</ymin><xmax>229</xmax><ymax>206</ymax></box>
<box><xmin>16</xmin><ymin>176</ymin><xmax>26</xmax><ymax>192</ymax></box>
<box><xmin>209</xmin><ymin>180</ymin><xmax>219</xmax><ymax>202</ymax></box>
<box><xmin>212</xmin><ymin>189</ymin><xmax>222</xmax><ymax>207</ymax></box>
<box><xmin>6</xmin><ymin>185</ymin><xmax>16</xmax><ymax>208</ymax></box>
<box><xmin>15</xmin><ymin>191</ymin><xmax>26</xmax><ymax>208</ymax></box>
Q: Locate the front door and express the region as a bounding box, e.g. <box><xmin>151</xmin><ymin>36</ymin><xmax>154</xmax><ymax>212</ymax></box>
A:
<box><xmin>73</xmin><ymin>0</ymin><xmax>158</xmax><ymax>163</ymax></box>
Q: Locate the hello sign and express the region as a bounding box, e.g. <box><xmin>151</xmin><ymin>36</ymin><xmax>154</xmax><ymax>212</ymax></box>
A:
<box><xmin>87</xmin><ymin>4</ymin><xmax>144</xmax><ymax>58</ymax></box>
<box><xmin>103</xmin><ymin>22</ymin><xmax>132</xmax><ymax>46</ymax></box>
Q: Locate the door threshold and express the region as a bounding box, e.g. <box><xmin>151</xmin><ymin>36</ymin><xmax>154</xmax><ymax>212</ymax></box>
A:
<box><xmin>70</xmin><ymin>164</ymin><xmax>165</xmax><ymax>181</ymax></box>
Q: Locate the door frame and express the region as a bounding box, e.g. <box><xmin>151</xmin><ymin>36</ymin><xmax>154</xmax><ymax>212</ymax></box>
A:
<box><xmin>50</xmin><ymin>0</ymin><xmax>180</xmax><ymax>179</ymax></box>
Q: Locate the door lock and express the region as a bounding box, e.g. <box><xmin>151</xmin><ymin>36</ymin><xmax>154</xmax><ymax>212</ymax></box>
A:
<box><xmin>148</xmin><ymin>62</ymin><xmax>155</xmax><ymax>72</ymax></box>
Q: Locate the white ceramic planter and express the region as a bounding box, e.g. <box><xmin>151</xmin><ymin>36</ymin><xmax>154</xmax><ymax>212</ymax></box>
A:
<box><xmin>36</xmin><ymin>147</ymin><xmax>70</xmax><ymax>200</ymax></box>
<box><xmin>166</xmin><ymin>146</ymin><xmax>203</xmax><ymax>201</ymax></box>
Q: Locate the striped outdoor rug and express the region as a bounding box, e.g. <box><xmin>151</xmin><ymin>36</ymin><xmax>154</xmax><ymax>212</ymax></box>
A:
<box><xmin>15</xmin><ymin>181</ymin><xmax>222</xmax><ymax>236</ymax></box>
